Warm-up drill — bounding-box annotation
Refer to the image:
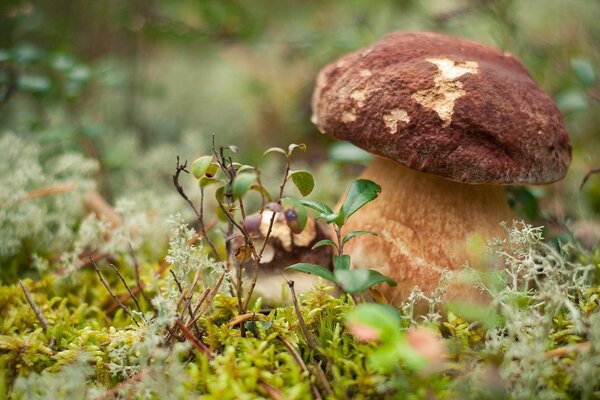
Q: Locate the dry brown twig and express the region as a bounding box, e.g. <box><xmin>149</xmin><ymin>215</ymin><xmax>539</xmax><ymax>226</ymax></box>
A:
<box><xmin>109</xmin><ymin>263</ymin><xmax>146</xmax><ymax>323</ymax></box>
<box><xmin>286</xmin><ymin>280</ymin><xmax>318</xmax><ymax>351</ymax></box>
<box><xmin>129</xmin><ymin>243</ymin><xmax>157</xmax><ymax>316</ymax></box>
<box><xmin>580</xmin><ymin>167</ymin><xmax>600</xmax><ymax>190</ymax></box>
<box><xmin>544</xmin><ymin>341</ymin><xmax>591</xmax><ymax>359</ymax></box>
<box><xmin>278</xmin><ymin>335</ymin><xmax>324</xmax><ymax>400</ymax></box>
<box><xmin>90</xmin><ymin>257</ymin><xmax>140</xmax><ymax>327</ymax></box>
<box><xmin>19</xmin><ymin>280</ymin><xmax>49</xmax><ymax>331</ymax></box>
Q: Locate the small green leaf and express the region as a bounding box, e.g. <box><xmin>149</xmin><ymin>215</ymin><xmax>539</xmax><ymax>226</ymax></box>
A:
<box><xmin>281</xmin><ymin>197</ymin><xmax>307</xmax><ymax>233</ymax></box>
<box><xmin>571</xmin><ymin>58</ymin><xmax>597</xmax><ymax>87</ymax></box>
<box><xmin>290</xmin><ymin>170</ymin><xmax>314</xmax><ymax>197</ymax></box>
<box><xmin>0</xmin><ymin>49</ymin><xmax>11</xmax><ymax>63</ymax></box>
<box><xmin>250</xmin><ymin>184</ymin><xmax>272</xmax><ymax>201</ymax></box>
<box><xmin>198</xmin><ymin>176</ymin><xmax>220</xmax><ymax>187</ymax></box>
<box><xmin>335</xmin><ymin>268</ymin><xmax>396</xmax><ymax>294</ymax></box>
<box><xmin>299</xmin><ymin>199</ymin><xmax>333</xmax><ymax>215</ymax></box>
<box><xmin>324</xmin><ymin>211</ymin><xmax>346</xmax><ymax>227</ymax></box>
<box><xmin>288</xmin><ymin>143</ymin><xmax>307</xmax><ymax>155</ymax></box>
<box><xmin>286</xmin><ymin>263</ymin><xmax>336</xmax><ymax>283</ymax></box>
<box><xmin>333</xmin><ymin>255</ymin><xmax>351</xmax><ymax>271</ymax></box>
<box><xmin>18</xmin><ymin>74</ymin><xmax>51</xmax><ymax>94</ymax></box>
<box><xmin>312</xmin><ymin>239</ymin><xmax>337</xmax><ymax>250</ymax></box>
<box><xmin>215</xmin><ymin>186</ymin><xmax>225</xmax><ymax>203</ymax></box>
<box><xmin>342</xmin><ymin>179</ymin><xmax>382</xmax><ymax>220</ymax></box>
<box><xmin>237</xmin><ymin>165</ymin><xmax>256</xmax><ymax>174</ymax></box>
<box><xmin>364</xmin><ymin>269</ymin><xmax>397</xmax><ymax>288</ymax></box>
<box><xmin>232</xmin><ymin>173</ymin><xmax>256</xmax><ymax>200</ymax></box>
<box><xmin>264</xmin><ymin>147</ymin><xmax>288</xmax><ymax>157</ymax></box>
<box><xmin>334</xmin><ymin>269</ymin><xmax>370</xmax><ymax>294</ymax></box>
<box><xmin>343</xmin><ymin>230</ymin><xmax>377</xmax><ymax>244</ymax></box>
<box><xmin>191</xmin><ymin>156</ymin><xmax>216</xmax><ymax>179</ymax></box>
<box><xmin>346</xmin><ymin>303</ymin><xmax>402</xmax><ymax>337</ymax></box>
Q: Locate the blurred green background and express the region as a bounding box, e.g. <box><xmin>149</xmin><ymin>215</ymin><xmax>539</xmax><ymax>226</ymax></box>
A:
<box><xmin>1</xmin><ymin>0</ymin><xmax>599</xmax><ymax>222</ymax></box>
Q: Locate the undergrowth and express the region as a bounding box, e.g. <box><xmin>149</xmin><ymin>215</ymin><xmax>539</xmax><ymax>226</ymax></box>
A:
<box><xmin>0</xmin><ymin>143</ymin><xmax>599</xmax><ymax>399</ymax></box>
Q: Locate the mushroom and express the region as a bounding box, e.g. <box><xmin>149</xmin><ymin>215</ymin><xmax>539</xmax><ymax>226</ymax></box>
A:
<box><xmin>311</xmin><ymin>32</ymin><xmax>571</xmax><ymax>307</ymax></box>
<box><xmin>239</xmin><ymin>210</ymin><xmax>333</xmax><ymax>304</ymax></box>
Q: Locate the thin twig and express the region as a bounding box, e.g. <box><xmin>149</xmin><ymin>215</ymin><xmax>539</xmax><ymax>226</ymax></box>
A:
<box><xmin>309</xmin><ymin>361</ymin><xmax>335</xmax><ymax>398</ymax></box>
<box><xmin>176</xmin><ymin>320</ymin><xmax>213</xmax><ymax>359</ymax></box>
<box><xmin>580</xmin><ymin>167</ymin><xmax>600</xmax><ymax>190</ymax></box>
<box><xmin>106</xmin><ymin>260</ymin><xmax>169</xmax><ymax>314</ymax></box>
<box><xmin>98</xmin><ymin>369</ymin><xmax>149</xmax><ymax>400</ymax></box>
<box><xmin>109</xmin><ymin>263</ymin><xmax>146</xmax><ymax>323</ymax></box>
<box><xmin>90</xmin><ymin>257</ymin><xmax>140</xmax><ymax>326</ymax></box>
<box><xmin>22</xmin><ymin>184</ymin><xmax>78</xmax><ymax>201</ymax></box>
<box><xmin>242</xmin><ymin>156</ymin><xmax>291</xmax><ymax>313</ymax></box>
<box><xmin>287</xmin><ymin>280</ymin><xmax>318</xmax><ymax>351</ymax></box>
<box><xmin>19</xmin><ymin>280</ymin><xmax>49</xmax><ymax>331</ymax></box>
<box><xmin>129</xmin><ymin>243</ymin><xmax>157</xmax><ymax>315</ymax></box>
<box><xmin>258</xmin><ymin>381</ymin><xmax>283</xmax><ymax>400</ymax></box>
<box><xmin>185</xmin><ymin>287</ymin><xmax>211</xmax><ymax>327</ymax></box>
<box><xmin>172</xmin><ymin>156</ymin><xmax>219</xmax><ymax>258</ymax></box>
<box><xmin>544</xmin><ymin>341</ymin><xmax>591</xmax><ymax>359</ymax></box>
<box><xmin>226</xmin><ymin>312</ymin><xmax>259</xmax><ymax>328</ymax></box>
<box><xmin>187</xmin><ymin>271</ymin><xmax>226</xmax><ymax>328</ymax></box>
<box><xmin>169</xmin><ymin>269</ymin><xmax>197</xmax><ymax>327</ymax></box>
<box><xmin>278</xmin><ymin>335</ymin><xmax>323</xmax><ymax>400</ymax></box>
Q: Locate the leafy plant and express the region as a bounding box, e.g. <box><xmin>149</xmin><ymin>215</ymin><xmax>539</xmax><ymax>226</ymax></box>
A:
<box><xmin>286</xmin><ymin>179</ymin><xmax>397</xmax><ymax>296</ymax></box>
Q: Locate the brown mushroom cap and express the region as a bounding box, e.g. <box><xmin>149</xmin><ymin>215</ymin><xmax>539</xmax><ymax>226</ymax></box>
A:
<box><xmin>312</xmin><ymin>31</ymin><xmax>571</xmax><ymax>184</ymax></box>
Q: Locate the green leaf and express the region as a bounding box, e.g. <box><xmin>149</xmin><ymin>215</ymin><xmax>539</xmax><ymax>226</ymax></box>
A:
<box><xmin>556</xmin><ymin>89</ymin><xmax>588</xmax><ymax>113</ymax></box>
<box><xmin>191</xmin><ymin>156</ymin><xmax>216</xmax><ymax>179</ymax></box>
<box><xmin>250</xmin><ymin>184</ymin><xmax>272</xmax><ymax>201</ymax></box>
<box><xmin>286</xmin><ymin>263</ymin><xmax>336</xmax><ymax>283</ymax></box>
<box><xmin>289</xmin><ymin>170</ymin><xmax>314</xmax><ymax>197</ymax></box>
<box><xmin>334</xmin><ymin>269</ymin><xmax>369</xmax><ymax>294</ymax></box>
<box><xmin>335</xmin><ymin>268</ymin><xmax>396</xmax><ymax>294</ymax></box>
<box><xmin>263</xmin><ymin>147</ymin><xmax>288</xmax><ymax>157</ymax></box>
<box><xmin>232</xmin><ymin>173</ymin><xmax>256</xmax><ymax>200</ymax></box>
<box><xmin>0</xmin><ymin>49</ymin><xmax>10</xmax><ymax>63</ymax></box>
<box><xmin>215</xmin><ymin>186</ymin><xmax>225</xmax><ymax>203</ymax></box>
<box><xmin>324</xmin><ymin>212</ymin><xmax>346</xmax><ymax>227</ymax></box>
<box><xmin>312</xmin><ymin>239</ymin><xmax>337</xmax><ymax>250</ymax></box>
<box><xmin>333</xmin><ymin>255</ymin><xmax>350</xmax><ymax>271</ymax></box>
<box><xmin>299</xmin><ymin>199</ymin><xmax>333</xmax><ymax>215</ymax></box>
<box><xmin>343</xmin><ymin>230</ymin><xmax>377</xmax><ymax>245</ymax></box>
<box><xmin>288</xmin><ymin>143</ymin><xmax>307</xmax><ymax>155</ymax></box>
<box><xmin>281</xmin><ymin>197</ymin><xmax>307</xmax><ymax>233</ymax></box>
<box><xmin>17</xmin><ymin>74</ymin><xmax>51</xmax><ymax>94</ymax></box>
<box><xmin>198</xmin><ymin>176</ymin><xmax>220</xmax><ymax>188</ymax></box>
<box><xmin>346</xmin><ymin>303</ymin><xmax>402</xmax><ymax>337</ymax></box>
<box><xmin>342</xmin><ymin>179</ymin><xmax>382</xmax><ymax>220</ymax></box>
<box><xmin>571</xmin><ymin>58</ymin><xmax>597</xmax><ymax>87</ymax></box>
<box><xmin>237</xmin><ymin>164</ymin><xmax>256</xmax><ymax>174</ymax></box>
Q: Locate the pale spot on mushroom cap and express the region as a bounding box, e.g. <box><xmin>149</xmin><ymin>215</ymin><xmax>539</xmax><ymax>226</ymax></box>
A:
<box><xmin>359</xmin><ymin>69</ymin><xmax>372</xmax><ymax>77</ymax></box>
<box><xmin>411</xmin><ymin>58</ymin><xmax>478</xmax><ymax>127</ymax></box>
<box><xmin>428</xmin><ymin>58</ymin><xmax>478</xmax><ymax>80</ymax></box>
<box><xmin>341</xmin><ymin>110</ymin><xmax>357</xmax><ymax>123</ymax></box>
<box><xmin>383</xmin><ymin>108</ymin><xmax>410</xmax><ymax>134</ymax></box>
<box><xmin>350</xmin><ymin>89</ymin><xmax>368</xmax><ymax>107</ymax></box>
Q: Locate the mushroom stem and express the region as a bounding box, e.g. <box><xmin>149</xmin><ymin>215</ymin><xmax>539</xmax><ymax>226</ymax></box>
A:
<box><xmin>342</xmin><ymin>156</ymin><xmax>513</xmax><ymax>307</ymax></box>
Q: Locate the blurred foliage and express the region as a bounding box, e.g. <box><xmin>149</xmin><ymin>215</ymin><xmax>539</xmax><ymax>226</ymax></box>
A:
<box><xmin>0</xmin><ymin>0</ymin><xmax>599</xmax><ymax>221</ymax></box>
